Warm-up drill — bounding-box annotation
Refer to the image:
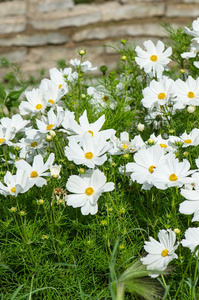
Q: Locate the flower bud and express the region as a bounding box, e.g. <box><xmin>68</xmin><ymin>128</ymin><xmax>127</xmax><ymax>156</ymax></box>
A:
<box><xmin>137</xmin><ymin>123</ymin><xmax>145</xmax><ymax>132</ymax></box>
<box><xmin>187</xmin><ymin>105</ymin><xmax>196</xmax><ymax>113</ymax></box>
<box><xmin>46</xmin><ymin>134</ymin><xmax>52</xmax><ymax>141</ymax></box>
<box><xmin>50</xmin><ymin>164</ymin><xmax>61</xmax><ymax>179</ymax></box>
<box><xmin>49</xmin><ymin>130</ymin><xmax>56</xmax><ymax>137</ymax></box>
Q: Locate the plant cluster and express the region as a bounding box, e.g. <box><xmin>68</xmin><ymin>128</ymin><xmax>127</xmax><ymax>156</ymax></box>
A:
<box><xmin>1</xmin><ymin>19</ymin><xmax>199</xmax><ymax>299</ymax></box>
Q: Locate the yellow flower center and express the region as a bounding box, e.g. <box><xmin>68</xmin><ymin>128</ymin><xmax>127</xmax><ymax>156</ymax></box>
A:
<box><xmin>85</xmin><ymin>187</ymin><xmax>94</xmax><ymax>196</ymax></box>
<box><xmin>103</xmin><ymin>96</ymin><xmax>109</xmax><ymax>102</ymax></box>
<box><xmin>148</xmin><ymin>165</ymin><xmax>156</xmax><ymax>173</ymax></box>
<box><xmin>161</xmin><ymin>249</ymin><xmax>169</xmax><ymax>257</ymax></box>
<box><xmin>122</xmin><ymin>144</ymin><xmax>128</xmax><ymax>150</ymax></box>
<box><xmin>188</xmin><ymin>91</ymin><xmax>195</xmax><ymax>98</ymax></box>
<box><xmin>150</xmin><ymin>55</ymin><xmax>158</xmax><ymax>62</ymax></box>
<box><xmin>158</xmin><ymin>92</ymin><xmax>166</xmax><ymax>100</ymax></box>
<box><xmin>35</xmin><ymin>104</ymin><xmax>42</xmax><ymax>110</ymax></box>
<box><xmin>184</xmin><ymin>139</ymin><xmax>192</xmax><ymax>144</ymax></box>
<box><xmin>31</xmin><ymin>142</ymin><xmax>38</xmax><ymax>148</ymax></box>
<box><xmin>10</xmin><ymin>187</ymin><xmax>15</xmax><ymax>193</ymax></box>
<box><xmin>169</xmin><ymin>173</ymin><xmax>178</xmax><ymax>181</ymax></box>
<box><xmin>58</xmin><ymin>84</ymin><xmax>62</xmax><ymax>89</ymax></box>
<box><xmin>46</xmin><ymin>124</ymin><xmax>54</xmax><ymax>131</ymax></box>
<box><xmin>88</xmin><ymin>130</ymin><xmax>94</xmax><ymax>137</ymax></box>
<box><xmin>85</xmin><ymin>152</ymin><xmax>94</xmax><ymax>159</ymax></box>
<box><xmin>48</xmin><ymin>99</ymin><xmax>54</xmax><ymax>104</ymax></box>
<box><xmin>160</xmin><ymin>143</ymin><xmax>167</xmax><ymax>148</ymax></box>
<box><xmin>30</xmin><ymin>171</ymin><xmax>38</xmax><ymax>178</ymax></box>
<box><xmin>0</xmin><ymin>138</ymin><xmax>5</xmax><ymax>144</ymax></box>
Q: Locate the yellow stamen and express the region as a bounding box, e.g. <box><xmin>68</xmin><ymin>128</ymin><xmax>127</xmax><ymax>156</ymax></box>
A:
<box><xmin>31</xmin><ymin>142</ymin><xmax>38</xmax><ymax>148</ymax></box>
<box><xmin>85</xmin><ymin>187</ymin><xmax>94</xmax><ymax>196</ymax></box>
<box><xmin>184</xmin><ymin>139</ymin><xmax>192</xmax><ymax>144</ymax></box>
<box><xmin>35</xmin><ymin>104</ymin><xmax>42</xmax><ymax>110</ymax></box>
<box><xmin>122</xmin><ymin>144</ymin><xmax>128</xmax><ymax>150</ymax></box>
<box><xmin>85</xmin><ymin>152</ymin><xmax>94</xmax><ymax>159</ymax></box>
<box><xmin>148</xmin><ymin>165</ymin><xmax>156</xmax><ymax>173</ymax></box>
<box><xmin>46</xmin><ymin>124</ymin><xmax>54</xmax><ymax>131</ymax></box>
<box><xmin>103</xmin><ymin>96</ymin><xmax>109</xmax><ymax>102</ymax></box>
<box><xmin>150</xmin><ymin>55</ymin><xmax>158</xmax><ymax>62</ymax></box>
<box><xmin>30</xmin><ymin>171</ymin><xmax>38</xmax><ymax>178</ymax></box>
<box><xmin>158</xmin><ymin>92</ymin><xmax>166</xmax><ymax>100</ymax></box>
<box><xmin>0</xmin><ymin>138</ymin><xmax>5</xmax><ymax>144</ymax></box>
<box><xmin>169</xmin><ymin>173</ymin><xmax>178</xmax><ymax>181</ymax></box>
<box><xmin>10</xmin><ymin>187</ymin><xmax>15</xmax><ymax>193</ymax></box>
<box><xmin>58</xmin><ymin>84</ymin><xmax>62</xmax><ymax>89</ymax></box>
<box><xmin>160</xmin><ymin>143</ymin><xmax>167</xmax><ymax>148</ymax></box>
<box><xmin>188</xmin><ymin>91</ymin><xmax>195</xmax><ymax>98</ymax></box>
<box><xmin>48</xmin><ymin>99</ymin><xmax>54</xmax><ymax>105</ymax></box>
<box><xmin>162</xmin><ymin>249</ymin><xmax>169</xmax><ymax>257</ymax></box>
<box><xmin>88</xmin><ymin>130</ymin><xmax>94</xmax><ymax>137</ymax></box>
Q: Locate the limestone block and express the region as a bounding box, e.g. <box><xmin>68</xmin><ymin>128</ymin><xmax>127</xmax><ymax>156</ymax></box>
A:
<box><xmin>29</xmin><ymin>5</ymin><xmax>101</xmax><ymax>29</ymax></box>
<box><xmin>35</xmin><ymin>0</ymin><xmax>74</xmax><ymax>13</ymax></box>
<box><xmin>0</xmin><ymin>1</ymin><xmax>27</xmax><ymax>16</ymax></box>
<box><xmin>0</xmin><ymin>33</ymin><xmax>68</xmax><ymax>47</ymax></box>
<box><xmin>0</xmin><ymin>49</ymin><xmax>27</xmax><ymax>62</ymax></box>
<box><xmin>182</xmin><ymin>0</ymin><xmax>199</xmax><ymax>3</ymax></box>
<box><xmin>0</xmin><ymin>16</ymin><xmax>26</xmax><ymax>34</ymax></box>
<box><xmin>101</xmin><ymin>2</ymin><xmax>165</xmax><ymax>22</ymax></box>
<box><xmin>166</xmin><ymin>4</ymin><xmax>199</xmax><ymax>17</ymax></box>
<box><xmin>73</xmin><ymin>23</ymin><xmax>168</xmax><ymax>42</ymax></box>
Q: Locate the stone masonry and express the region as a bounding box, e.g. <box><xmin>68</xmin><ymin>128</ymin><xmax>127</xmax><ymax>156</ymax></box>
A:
<box><xmin>0</xmin><ymin>0</ymin><xmax>198</xmax><ymax>78</ymax></box>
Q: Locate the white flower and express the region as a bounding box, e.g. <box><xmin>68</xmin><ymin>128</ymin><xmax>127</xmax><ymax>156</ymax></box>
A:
<box><xmin>70</xmin><ymin>59</ymin><xmax>97</xmax><ymax>72</ymax></box>
<box><xmin>187</xmin><ymin>105</ymin><xmax>196</xmax><ymax>113</ymax></box>
<box><xmin>126</xmin><ymin>145</ymin><xmax>167</xmax><ymax>190</ymax></box>
<box><xmin>141</xmin><ymin>76</ymin><xmax>174</xmax><ymax>109</ymax></box>
<box><xmin>181</xmin><ymin>227</ymin><xmax>199</xmax><ymax>255</ymax></box>
<box><xmin>40</xmin><ymin>79</ymin><xmax>67</xmax><ymax>107</ymax></box>
<box><xmin>141</xmin><ymin>229</ymin><xmax>178</xmax><ymax>278</ymax></box>
<box><xmin>67</xmin><ymin>110</ymin><xmax>115</xmax><ymax>144</ymax></box>
<box><xmin>137</xmin><ymin>123</ymin><xmax>145</xmax><ymax>132</ymax></box>
<box><xmin>15</xmin><ymin>153</ymin><xmax>55</xmax><ymax>188</ymax></box>
<box><xmin>64</xmin><ymin>132</ymin><xmax>109</xmax><ymax>168</ymax></box>
<box><xmin>48</xmin><ymin>67</ymin><xmax>68</xmax><ymax>93</ymax></box>
<box><xmin>87</xmin><ymin>86</ymin><xmax>117</xmax><ymax>111</ymax></box>
<box><xmin>180</xmin><ymin>173</ymin><xmax>199</xmax><ymax>222</ymax></box>
<box><xmin>173</xmin><ymin>76</ymin><xmax>199</xmax><ymax>109</ymax></box>
<box><xmin>19</xmin><ymin>88</ymin><xmax>48</xmax><ymax>115</ymax></box>
<box><xmin>0</xmin><ymin>169</ymin><xmax>31</xmax><ymax>197</ymax></box>
<box><xmin>180</xmin><ymin>128</ymin><xmax>199</xmax><ymax>147</ymax></box>
<box><xmin>184</xmin><ymin>18</ymin><xmax>199</xmax><ymax>42</ymax></box>
<box><xmin>1</xmin><ymin>114</ymin><xmax>30</xmax><ymax>133</ymax></box>
<box><xmin>66</xmin><ymin>169</ymin><xmax>114</xmax><ymax>215</ymax></box>
<box><xmin>36</xmin><ymin>107</ymin><xmax>64</xmax><ymax>133</ymax></box>
<box><xmin>151</xmin><ymin>154</ymin><xmax>195</xmax><ymax>190</ymax></box>
<box><xmin>135</xmin><ymin>40</ymin><xmax>172</xmax><ymax>78</ymax></box>
<box><xmin>181</xmin><ymin>41</ymin><xmax>199</xmax><ymax>59</ymax></box>
<box><xmin>109</xmin><ymin>132</ymin><xmax>145</xmax><ymax>155</ymax></box>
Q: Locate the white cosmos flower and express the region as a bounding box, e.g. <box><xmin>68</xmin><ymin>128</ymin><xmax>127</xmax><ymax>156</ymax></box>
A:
<box><xmin>64</xmin><ymin>132</ymin><xmax>109</xmax><ymax>168</ymax></box>
<box><xmin>109</xmin><ymin>132</ymin><xmax>145</xmax><ymax>155</ymax></box>
<box><xmin>0</xmin><ymin>124</ymin><xmax>16</xmax><ymax>146</ymax></box>
<box><xmin>180</xmin><ymin>128</ymin><xmax>199</xmax><ymax>147</ymax></box>
<box><xmin>67</xmin><ymin>110</ymin><xmax>115</xmax><ymax>144</ymax></box>
<box><xmin>125</xmin><ymin>145</ymin><xmax>168</xmax><ymax>190</ymax></box>
<box><xmin>87</xmin><ymin>86</ymin><xmax>117</xmax><ymax>111</ymax></box>
<box><xmin>181</xmin><ymin>41</ymin><xmax>199</xmax><ymax>59</ymax></box>
<box><xmin>48</xmin><ymin>67</ymin><xmax>68</xmax><ymax>93</ymax></box>
<box><xmin>19</xmin><ymin>88</ymin><xmax>47</xmax><ymax>115</ymax></box>
<box><xmin>70</xmin><ymin>59</ymin><xmax>97</xmax><ymax>72</ymax></box>
<box><xmin>1</xmin><ymin>114</ymin><xmax>30</xmax><ymax>133</ymax></box>
<box><xmin>0</xmin><ymin>169</ymin><xmax>31</xmax><ymax>197</ymax></box>
<box><xmin>141</xmin><ymin>229</ymin><xmax>178</xmax><ymax>278</ymax></box>
<box><xmin>135</xmin><ymin>40</ymin><xmax>172</xmax><ymax>78</ymax></box>
<box><xmin>15</xmin><ymin>153</ymin><xmax>55</xmax><ymax>188</ymax></box>
<box><xmin>173</xmin><ymin>76</ymin><xmax>199</xmax><ymax>109</ymax></box>
<box><xmin>36</xmin><ymin>107</ymin><xmax>64</xmax><ymax>134</ymax></box>
<box><xmin>181</xmin><ymin>227</ymin><xmax>199</xmax><ymax>255</ymax></box>
<box><xmin>40</xmin><ymin>79</ymin><xmax>67</xmax><ymax>108</ymax></box>
<box><xmin>151</xmin><ymin>154</ymin><xmax>195</xmax><ymax>190</ymax></box>
<box><xmin>141</xmin><ymin>76</ymin><xmax>174</xmax><ymax>108</ymax></box>
<box><xmin>66</xmin><ymin>169</ymin><xmax>114</xmax><ymax>215</ymax></box>
<box><xmin>180</xmin><ymin>172</ymin><xmax>199</xmax><ymax>222</ymax></box>
<box><xmin>184</xmin><ymin>18</ymin><xmax>199</xmax><ymax>42</ymax></box>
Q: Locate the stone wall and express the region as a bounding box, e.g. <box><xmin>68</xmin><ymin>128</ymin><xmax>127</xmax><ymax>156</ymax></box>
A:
<box><xmin>0</xmin><ymin>0</ymin><xmax>198</xmax><ymax>78</ymax></box>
